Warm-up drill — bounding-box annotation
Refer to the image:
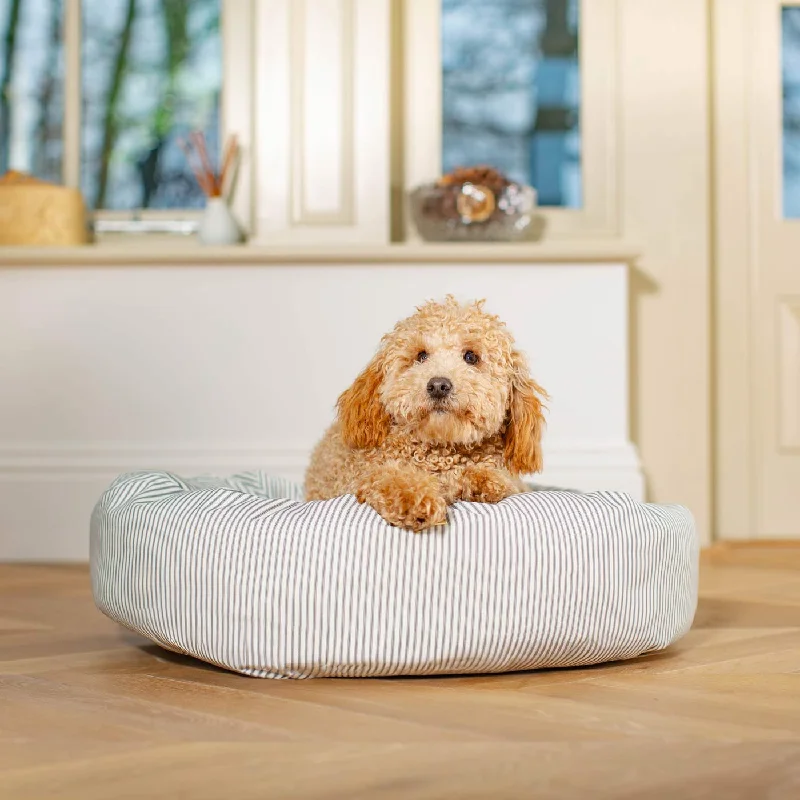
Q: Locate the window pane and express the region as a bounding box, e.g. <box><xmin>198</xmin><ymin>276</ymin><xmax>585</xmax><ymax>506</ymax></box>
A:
<box><xmin>0</xmin><ymin>0</ymin><xmax>64</xmax><ymax>183</ymax></box>
<box><xmin>81</xmin><ymin>0</ymin><xmax>221</xmax><ymax>211</ymax></box>
<box><xmin>442</xmin><ymin>0</ymin><xmax>581</xmax><ymax>208</ymax></box>
<box><xmin>784</xmin><ymin>7</ymin><xmax>800</xmax><ymax>218</ymax></box>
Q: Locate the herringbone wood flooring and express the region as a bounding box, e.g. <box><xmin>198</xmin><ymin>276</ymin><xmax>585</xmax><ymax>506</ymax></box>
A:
<box><xmin>1</xmin><ymin>544</ymin><xmax>800</xmax><ymax>799</ymax></box>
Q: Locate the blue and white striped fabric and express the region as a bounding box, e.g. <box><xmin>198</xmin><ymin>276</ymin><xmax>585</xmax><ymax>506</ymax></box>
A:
<box><xmin>90</xmin><ymin>471</ymin><xmax>698</xmax><ymax>679</ymax></box>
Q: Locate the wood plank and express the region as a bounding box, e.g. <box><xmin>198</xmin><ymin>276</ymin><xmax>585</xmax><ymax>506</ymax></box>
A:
<box><xmin>1</xmin><ymin>548</ymin><xmax>800</xmax><ymax>797</ymax></box>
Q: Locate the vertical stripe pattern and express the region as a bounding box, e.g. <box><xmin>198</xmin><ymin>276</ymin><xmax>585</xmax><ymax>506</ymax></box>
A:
<box><xmin>90</xmin><ymin>471</ymin><xmax>699</xmax><ymax>679</ymax></box>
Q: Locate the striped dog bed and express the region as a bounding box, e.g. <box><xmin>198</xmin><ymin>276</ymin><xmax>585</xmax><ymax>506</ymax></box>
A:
<box><xmin>90</xmin><ymin>471</ymin><xmax>699</xmax><ymax>679</ymax></box>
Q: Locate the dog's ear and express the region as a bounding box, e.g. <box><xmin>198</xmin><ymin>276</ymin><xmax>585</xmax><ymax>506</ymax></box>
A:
<box><xmin>504</xmin><ymin>350</ymin><xmax>548</xmax><ymax>475</ymax></box>
<box><xmin>337</xmin><ymin>353</ymin><xmax>391</xmax><ymax>449</ymax></box>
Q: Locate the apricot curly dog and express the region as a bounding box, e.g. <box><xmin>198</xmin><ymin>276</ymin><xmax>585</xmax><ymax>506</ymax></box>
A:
<box><xmin>304</xmin><ymin>296</ymin><xmax>548</xmax><ymax>531</ymax></box>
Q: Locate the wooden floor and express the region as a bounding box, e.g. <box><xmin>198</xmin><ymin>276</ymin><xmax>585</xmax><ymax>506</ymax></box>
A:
<box><xmin>1</xmin><ymin>546</ymin><xmax>799</xmax><ymax>799</ymax></box>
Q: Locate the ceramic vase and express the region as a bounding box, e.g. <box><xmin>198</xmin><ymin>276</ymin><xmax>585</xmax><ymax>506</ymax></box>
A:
<box><xmin>198</xmin><ymin>197</ymin><xmax>243</xmax><ymax>245</ymax></box>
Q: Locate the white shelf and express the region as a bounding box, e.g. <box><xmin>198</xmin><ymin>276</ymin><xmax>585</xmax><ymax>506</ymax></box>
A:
<box><xmin>0</xmin><ymin>240</ymin><xmax>640</xmax><ymax>267</ymax></box>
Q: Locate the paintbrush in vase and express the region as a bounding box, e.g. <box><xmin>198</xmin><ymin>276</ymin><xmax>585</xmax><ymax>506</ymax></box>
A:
<box><xmin>178</xmin><ymin>132</ymin><xmax>243</xmax><ymax>244</ymax></box>
<box><xmin>178</xmin><ymin>132</ymin><xmax>239</xmax><ymax>201</ymax></box>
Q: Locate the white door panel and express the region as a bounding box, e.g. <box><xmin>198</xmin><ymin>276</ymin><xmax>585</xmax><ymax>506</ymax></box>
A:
<box><xmin>716</xmin><ymin>0</ymin><xmax>800</xmax><ymax>538</ymax></box>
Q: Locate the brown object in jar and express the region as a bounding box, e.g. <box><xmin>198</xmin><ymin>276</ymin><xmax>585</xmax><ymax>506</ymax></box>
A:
<box><xmin>439</xmin><ymin>187</ymin><xmax>461</xmax><ymax>221</ymax></box>
<box><xmin>420</xmin><ymin>165</ymin><xmax>514</xmax><ymax>226</ymax></box>
<box><xmin>438</xmin><ymin>164</ymin><xmax>511</xmax><ymax>195</ymax></box>
<box><xmin>456</xmin><ymin>183</ymin><xmax>496</xmax><ymax>222</ymax></box>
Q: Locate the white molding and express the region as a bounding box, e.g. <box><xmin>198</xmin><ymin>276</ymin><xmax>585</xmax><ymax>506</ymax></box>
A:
<box><xmin>0</xmin><ymin>440</ymin><xmax>640</xmax><ymax>474</ymax></box>
<box><xmin>0</xmin><ymin>441</ymin><xmax>643</xmax><ymax>562</ymax></box>
<box><xmin>0</xmin><ymin>445</ymin><xmax>312</xmax><ymax>476</ymax></box>
<box><xmin>289</xmin><ymin>0</ymin><xmax>356</xmax><ymax>225</ymax></box>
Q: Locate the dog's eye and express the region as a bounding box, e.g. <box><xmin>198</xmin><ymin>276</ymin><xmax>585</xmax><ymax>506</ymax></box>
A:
<box><xmin>463</xmin><ymin>350</ymin><xmax>479</xmax><ymax>365</ymax></box>
<box><xmin>416</xmin><ymin>350</ymin><xmax>429</xmax><ymax>363</ymax></box>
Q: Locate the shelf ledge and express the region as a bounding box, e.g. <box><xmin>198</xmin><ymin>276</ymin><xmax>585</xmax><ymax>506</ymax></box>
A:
<box><xmin>0</xmin><ymin>240</ymin><xmax>640</xmax><ymax>267</ymax></box>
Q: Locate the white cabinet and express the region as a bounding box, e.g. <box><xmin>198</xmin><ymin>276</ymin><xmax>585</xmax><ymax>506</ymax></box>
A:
<box><xmin>0</xmin><ymin>248</ymin><xmax>642</xmax><ymax>559</ymax></box>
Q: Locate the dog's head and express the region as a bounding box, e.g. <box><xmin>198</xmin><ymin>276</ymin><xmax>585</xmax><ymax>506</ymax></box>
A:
<box><xmin>337</xmin><ymin>297</ymin><xmax>548</xmax><ymax>474</ymax></box>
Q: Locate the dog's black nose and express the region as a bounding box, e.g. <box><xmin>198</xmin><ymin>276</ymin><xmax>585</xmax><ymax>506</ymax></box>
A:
<box><xmin>427</xmin><ymin>377</ymin><xmax>453</xmax><ymax>399</ymax></box>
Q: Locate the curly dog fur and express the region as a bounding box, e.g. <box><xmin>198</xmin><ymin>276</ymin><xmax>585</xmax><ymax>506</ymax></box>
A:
<box><xmin>304</xmin><ymin>296</ymin><xmax>548</xmax><ymax>531</ymax></box>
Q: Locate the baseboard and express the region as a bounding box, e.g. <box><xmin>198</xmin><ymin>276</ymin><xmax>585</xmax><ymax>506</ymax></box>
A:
<box><xmin>0</xmin><ymin>441</ymin><xmax>644</xmax><ymax>561</ymax></box>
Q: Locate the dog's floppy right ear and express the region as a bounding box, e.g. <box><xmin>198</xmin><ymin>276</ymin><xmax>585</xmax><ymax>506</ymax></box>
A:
<box><xmin>503</xmin><ymin>350</ymin><xmax>548</xmax><ymax>475</ymax></box>
<box><xmin>337</xmin><ymin>353</ymin><xmax>391</xmax><ymax>449</ymax></box>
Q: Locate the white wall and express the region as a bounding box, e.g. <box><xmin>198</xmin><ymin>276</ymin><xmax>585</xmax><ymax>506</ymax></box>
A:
<box><xmin>0</xmin><ymin>260</ymin><xmax>640</xmax><ymax>560</ymax></box>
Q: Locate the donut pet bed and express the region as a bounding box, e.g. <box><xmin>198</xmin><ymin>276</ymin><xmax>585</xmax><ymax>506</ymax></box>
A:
<box><xmin>90</xmin><ymin>471</ymin><xmax>699</xmax><ymax>679</ymax></box>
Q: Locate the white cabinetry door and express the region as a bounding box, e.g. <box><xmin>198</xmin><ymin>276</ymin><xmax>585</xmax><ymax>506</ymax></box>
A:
<box><xmin>252</xmin><ymin>0</ymin><xmax>390</xmax><ymax>244</ymax></box>
<box><xmin>716</xmin><ymin>0</ymin><xmax>800</xmax><ymax>538</ymax></box>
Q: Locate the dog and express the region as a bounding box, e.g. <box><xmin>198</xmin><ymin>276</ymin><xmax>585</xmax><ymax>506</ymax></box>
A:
<box><xmin>304</xmin><ymin>296</ymin><xmax>548</xmax><ymax>531</ymax></box>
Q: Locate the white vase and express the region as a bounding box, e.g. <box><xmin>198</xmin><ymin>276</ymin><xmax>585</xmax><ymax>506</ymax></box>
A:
<box><xmin>198</xmin><ymin>197</ymin><xmax>243</xmax><ymax>245</ymax></box>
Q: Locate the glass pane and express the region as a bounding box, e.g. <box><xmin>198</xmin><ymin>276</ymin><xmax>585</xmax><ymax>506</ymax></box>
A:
<box><xmin>81</xmin><ymin>0</ymin><xmax>221</xmax><ymax>211</ymax></box>
<box><xmin>0</xmin><ymin>0</ymin><xmax>64</xmax><ymax>183</ymax></box>
<box><xmin>442</xmin><ymin>0</ymin><xmax>581</xmax><ymax>208</ymax></box>
<box><xmin>783</xmin><ymin>7</ymin><xmax>800</xmax><ymax>218</ymax></box>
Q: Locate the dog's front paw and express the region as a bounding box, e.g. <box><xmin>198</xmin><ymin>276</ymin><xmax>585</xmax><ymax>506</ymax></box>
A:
<box><xmin>356</xmin><ymin>468</ymin><xmax>447</xmax><ymax>532</ymax></box>
<box><xmin>461</xmin><ymin>465</ymin><xmax>522</xmax><ymax>504</ymax></box>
